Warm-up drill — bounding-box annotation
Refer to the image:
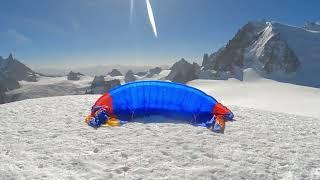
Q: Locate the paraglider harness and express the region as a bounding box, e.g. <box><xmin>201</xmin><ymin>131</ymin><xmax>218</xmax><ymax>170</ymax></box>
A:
<box><xmin>205</xmin><ymin>113</ymin><xmax>234</xmax><ymax>134</ymax></box>
<box><xmin>85</xmin><ymin>106</ymin><xmax>124</xmax><ymax>129</ymax></box>
<box><xmin>86</xmin><ymin>105</ymin><xmax>234</xmax><ymax>133</ymax></box>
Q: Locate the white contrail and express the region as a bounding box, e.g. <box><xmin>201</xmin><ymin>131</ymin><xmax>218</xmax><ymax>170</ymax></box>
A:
<box><xmin>145</xmin><ymin>0</ymin><xmax>158</xmax><ymax>38</ymax></box>
<box><xmin>130</xmin><ymin>0</ymin><xmax>134</xmax><ymax>24</ymax></box>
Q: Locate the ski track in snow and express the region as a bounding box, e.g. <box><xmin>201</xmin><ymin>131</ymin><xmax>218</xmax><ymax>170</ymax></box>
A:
<box><xmin>0</xmin><ymin>95</ymin><xmax>319</xmax><ymax>179</ymax></box>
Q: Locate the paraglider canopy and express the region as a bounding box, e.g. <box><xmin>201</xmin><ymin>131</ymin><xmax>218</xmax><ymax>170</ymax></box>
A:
<box><xmin>86</xmin><ymin>81</ymin><xmax>234</xmax><ymax>133</ymax></box>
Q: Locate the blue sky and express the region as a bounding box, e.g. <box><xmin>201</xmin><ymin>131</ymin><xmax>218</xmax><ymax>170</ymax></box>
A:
<box><xmin>0</xmin><ymin>0</ymin><xmax>319</xmax><ymax>68</ymax></box>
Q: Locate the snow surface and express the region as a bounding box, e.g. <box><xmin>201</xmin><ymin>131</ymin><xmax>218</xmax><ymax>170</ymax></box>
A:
<box><xmin>2</xmin><ymin>67</ymin><xmax>320</xmax><ymax>179</ymax></box>
<box><xmin>135</xmin><ymin>70</ymin><xmax>171</xmax><ymax>80</ymax></box>
<box><xmin>0</xmin><ymin>95</ymin><xmax>320</xmax><ymax>179</ymax></box>
<box><xmin>0</xmin><ymin>95</ymin><xmax>319</xmax><ymax>179</ymax></box>
<box><xmin>6</xmin><ymin>76</ymin><xmax>93</xmax><ymax>101</ymax></box>
<box><xmin>188</xmin><ymin>77</ymin><xmax>320</xmax><ymax>119</ymax></box>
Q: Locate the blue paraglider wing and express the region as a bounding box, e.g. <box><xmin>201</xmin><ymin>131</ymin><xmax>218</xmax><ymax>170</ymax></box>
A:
<box><xmin>109</xmin><ymin>81</ymin><xmax>217</xmax><ymax>122</ymax></box>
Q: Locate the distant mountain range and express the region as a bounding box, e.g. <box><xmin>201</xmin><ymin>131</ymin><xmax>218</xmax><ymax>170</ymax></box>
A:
<box><xmin>1</xmin><ymin>20</ymin><xmax>319</xmax><ymax>104</ymax></box>
<box><xmin>34</xmin><ymin>65</ymin><xmax>170</xmax><ymax>77</ymax></box>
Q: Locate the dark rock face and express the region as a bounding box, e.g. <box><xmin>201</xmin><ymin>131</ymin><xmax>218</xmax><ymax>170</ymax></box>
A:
<box><xmin>104</xmin><ymin>79</ymin><xmax>121</xmax><ymax>91</ymax></box>
<box><xmin>108</xmin><ymin>69</ymin><xmax>123</xmax><ymax>77</ymax></box>
<box><xmin>124</xmin><ymin>70</ymin><xmax>136</xmax><ymax>83</ymax></box>
<box><xmin>0</xmin><ymin>54</ymin><xmax>39</xmax><ymax>91</ymax></box>
<box><xmin>89</xmin><ymin>76</ymin><xmax>121</xmax><ymax>94</ymax></box>
<box><xmin>0</xmin><ymin>83</ymin><xmax>6</xmax><ymax>104</ymax></box>
<box><xmin>67</xmin><ymin>71</ymin><xmax>84</xmax><ymax>81</ymax></box>
<box><xmin>135</xmin><ymin>71</ymin><xmax>148</xmax><ymax>76</ymax></box>
<box><xmin>90</xmin><ymin>76</ymin><xmax>106</xmax><ymax>94</ymax></box>
<box><xmin>258</xmin><ymin>33</ymin><xmax>300</xmax><ymax>73</ymax></box>
<box><xmin>146</xmin><ymin>67</ymin><xmax>162</xmax><ymax>78</ymax></box>
<box><xmin>0</xmin><ymin>53</ymin><xmax>35</xmax><ymax>81</ymax></box>
<box><xmin>202</xmin><ymin>54</ymin><xmax>209</xmax><ymax>67</ymax></box>
<box><xmin>202</xmin><ymin>22</ymin><xmax>266</xmax><ymax>72</ymax></box>
<box><xmin>149</xmin><ymin>67</ymin><xmax>162</xmax><ymax>75</ymax></box>
<box><xmin>193</xmin><ymin>62</ymin><xmax>201</xmax><ymax>72</ymax></box>
<box><xmin>166</xmin><ymin>58</ymin><xmax>198</xmax><ymax>83</ymax></box>
<box><xmin>0</xmin><ymin>74</ymin><xmax>20</xmax><ymax>91</ymax></box>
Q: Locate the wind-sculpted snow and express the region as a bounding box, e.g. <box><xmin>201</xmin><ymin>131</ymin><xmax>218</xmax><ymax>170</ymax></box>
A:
<box><xmin>0</xmin><ymin>95</ymin><xmax>319</xmax><ymax>179</ymax></box>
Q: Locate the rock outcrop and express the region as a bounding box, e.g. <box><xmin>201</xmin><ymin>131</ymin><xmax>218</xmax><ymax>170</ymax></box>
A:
<box><xmin>67</xmin><ymin>71</ymin><xmax>84</xmax><ymax>81</ymax></box>
<box><xmin>0</xmin><ymin>54</ymin><xmax>39</xmax><ymax>92</ymax></box>
<box><xmin>166</xmin><ymin>58</ymin><xmax>198</xmax><ymax>83</ymax></box>
<box><xmin>146</xmin><ymin>67</ymin><xmax>162</xmax><ymax>78</ymax></box>
<box><xmin>0</xmin><ymin>74</ymin><xmax>20</xmax><ymax>91</ymax></box>
<box><xmin>124</xmin><ymin>70</ymin><xmax>136</xmax><ymax>83</ymax></box>
<box><xmin>149</xmin><ymin>67</ymin><xmax>162</xmax><ymax>75</ymax></box>
<box><xmin>0</xmin><ymin>83</ymin><xmax>6</xmax><ymax>104</ymax></box>
<box><xmin>202</xmin><ymin>53</ymin><xmax>209</xmax><ymax>67</ymax></box>
<box><xmin>108</xmin><ymin>69</ymin><xmax>123</xmax><ymax>77</ymax></box>
<box><xmin>135</xmin><ymin>71</ymin><xmax>148</xmax><ymax>76</ymax></box>
<box><xmin>0</xmin><ymin>54</ymin><xmax>36</xmax><ymax>82</ymax></box>
<box><xmin>89</xmin><ymin>76</ymin><xmax>121</xmax><ymax>94</ymax></box>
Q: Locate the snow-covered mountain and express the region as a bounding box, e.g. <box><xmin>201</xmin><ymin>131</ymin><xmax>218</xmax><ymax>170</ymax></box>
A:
<box><xmin>201</xmin><ymin>21</ymin><xmax>320</xmax><ymax>87</ymax></box>
<box><xmin>1</xmin><ymin>88</ymin><xmax>319</xmax><ymax>179</ymax></box>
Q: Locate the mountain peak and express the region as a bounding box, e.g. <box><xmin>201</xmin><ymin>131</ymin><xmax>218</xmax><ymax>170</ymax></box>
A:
<box><xmin>176</xmin><ymin>58</ymin><xmax>189</xmax><ymax>65</ymax></box>
<box><xmin>166</xmin><ymin>58</ymin><xmax>198</xmax><ymax>83</ymax></box>
<box><xmin>108</xmin><ymin>69</ymin><xmax>122</xmax><ymax>77</ymax></box>
<box><xmin>0</xmin><ymin>54</ymin><xmax>35</xmax><ymax>82</ymax></box>
<box><xmin>200</xmin><ymin>20</ymin><xmax>320</xmax><ymax>87</ymax></box>
<box><xmin>7</xmin><ymin>53</ymin><xmax>14</xmax><ymax>61</ymax></box>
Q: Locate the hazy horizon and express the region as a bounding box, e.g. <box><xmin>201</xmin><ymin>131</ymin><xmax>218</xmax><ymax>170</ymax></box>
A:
<box><xmin>1</xmin><ymin>0</ymin><xmax>319</xmax><ymax>68</ymax></box>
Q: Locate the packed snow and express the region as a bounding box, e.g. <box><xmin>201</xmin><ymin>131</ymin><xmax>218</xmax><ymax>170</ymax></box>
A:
<box><xmin>1</xmin><ymin>67</ymin><xmax>320</xmax><ymax>179</ymax></box>
<box><xmin>0</xmin><ymin>95</ymin><xmax>319</xmax><ymax>179</ymax></box>
<box><xmin>189</xmin><ymin>76</ymin><xmax>320</xmax><ymax>119</ymax></box>
<box><xmin>5</xmin><ymin>76</ymin><xmax>93</xmax><ymax>102</ymax></box>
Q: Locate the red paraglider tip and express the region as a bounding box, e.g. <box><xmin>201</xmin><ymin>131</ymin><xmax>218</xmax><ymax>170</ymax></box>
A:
<box><xmin>213</xmin><ymin>103</ymin><xmax>232</xmax><ymax>116</ymax></box>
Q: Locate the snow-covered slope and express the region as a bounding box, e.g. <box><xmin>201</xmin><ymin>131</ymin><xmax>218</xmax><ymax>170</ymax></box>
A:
<box><xmin>5</xmin><ymin>76</ymin><xmax>93</xmax><ymax>102</ymax></box>
<box><xmin>188</xmin><ymin>76</ymin><xmax>320</xmax><ymax>119</ymax></box>
<box><xmin>135</xmin><ymin>69</ymin><xmax>171</xmax><ymax>81</ymax></box>
<box><xmin>0</xmin><ymin>95</ymin><xmax>319</xmax><ymax>179</ymax></box>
